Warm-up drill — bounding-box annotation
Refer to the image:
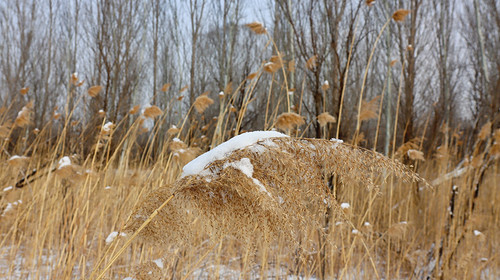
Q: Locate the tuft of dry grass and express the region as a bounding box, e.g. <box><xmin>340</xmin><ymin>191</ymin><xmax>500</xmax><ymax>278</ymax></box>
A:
<box><xmin>87</xmin><ymin>85</ymin><xmax>102</xmax><ymax>98</ymax></box>
<box><xmin>14</xmin><ymin>101</ymin><xmax>33</xmax><ymax>127</ymax></box>
<box><xmin>392</xmin><ymin>9</ymin><xmax>411</xmax><ymax>22</ymax></box>
<box><xmin>143</xmin><ymin>105</ymin><xmax>163</xmax><ymax>119</ymax></box>
<box><xmin>245</xmin><ymin>22</ymin><xmax>267</xmax><ymax>35</ymax></box>
<box><xmin>317</xmin><ymin>112</ymin><xmax>336</xmax><ymax>127</ymax></box>
<box><xmin>126</xmin><ymin>137</ymin><xmax>428</xmax><ymax>248</ymax></box>
<box><xmin>193</xmin><ymin>94</ymin><xmax>214</xmax><ymax>114</ymax></box>
<box><xmin>275</xmin><ymin>112</ymin><xmax>305</xmax><ymax>131</ymax></box>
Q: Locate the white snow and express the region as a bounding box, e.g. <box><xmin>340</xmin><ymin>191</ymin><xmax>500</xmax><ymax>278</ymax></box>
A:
<box><xmin>2</xmin><ymin>203</ymin><xmax>13</xmax><ymax>215</ymax></box>
<box><xmin>102</xmin><ymin>122</ymin><xmax>114</xmax><ymax>132</ymax></box>
<box><xmin>340</xmin><ymin>202</ymin><xmax>350</xmax><ymax>209</ymax></box>
<box><xmin>153</xmin><ymin>258</ymin><xmax>164</xmax><ymax>269</ymax></box>
<box><xmin>105</xmin><ymin>232</ymin><xmax>126</xmax><ymax>244</ymax></box>
<box><xmin>364</xmin><ymin>222</ymin><xmax>371</xmax><ymax>226</ymax></box>
<box><xmin>352</xmin><ymin>229</ymin><xmax>359</xmax><ymax>234</ymax></box>
<box><xmin>181</xmin><ymin>131</ymin><xmax>288</xmax><ymax>177</ymax></box>
<box><xmin>264</xmin><ymin>62</ymin><xmax>274</xmax><ymax>68</ymax></box>
<box><xmin>323</xmin><ymin>80</ymin><xmax>329</xmax><ymax>86</ymax></box>
<box><xmin>3</xmin><ymin>186</ymin><xmax>13</xmax><ymax>192</ymax></box>
<box><xmin>58</xmin><ymin>156</ymin><xmax>72</xmax><ymax>169</ymax></box>
<box><xmin>473</xmin><ymin>230</ymin><xmax>482</xmax><ymax>236</ymax></box>
<box><xmin>223</xmin><ymin>158</ymin><xmax>253</xmax><ymax>177</ymax></box>
<box><xmin>8</xmin><ymin>155</ymin><xmax>28</xmax><ymax>161</ymax></box>
<box><xmin>223</xmin><ymin>158</ymin><xmax>271</xmax><ymax>197</ymax></box>
<box><xmin>329</xmin><ymin>138</ymin><xmax>344</xmax><ymax>149</ymax></box>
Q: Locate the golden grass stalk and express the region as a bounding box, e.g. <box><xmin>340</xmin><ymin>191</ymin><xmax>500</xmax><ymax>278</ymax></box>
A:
<box><xmin>336</xmin><ymin>18</ymin><xmax>359</xmax><ymax>139</ymax></box>
<box><xmin>93</xmin><ymin>194</ymin><xmax>176</xmax><ymax>280</ymax></box>
<box><xmin>354</xmin><ymin>9</ymin><xmax>410</xmax><ymax>144</ymax></box>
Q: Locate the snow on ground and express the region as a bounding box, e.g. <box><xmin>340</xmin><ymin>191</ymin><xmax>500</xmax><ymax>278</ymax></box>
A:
<box><xmin>181</xmin><ymin>131</ymin><xmax>288</xmax><ymax>178</ymax></box>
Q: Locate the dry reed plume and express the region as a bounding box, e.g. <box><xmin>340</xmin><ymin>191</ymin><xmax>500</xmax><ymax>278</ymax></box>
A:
<box><xmin>126</xmin><ymin>136</ymin><xmax>428</xmax><ymax>248</ymax></box>
<box><xmin>275</xmin><ymin>112</ymin><xmax>305</xmax><ymax>130</ymax></box>
<box><xmin>317</xmin><ymin>112</ymin><xmax>336</xmax><ymax>127</ymax></box>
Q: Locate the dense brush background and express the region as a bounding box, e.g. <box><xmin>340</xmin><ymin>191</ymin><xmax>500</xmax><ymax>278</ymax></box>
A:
<box><xmin>0</xmin><ymin>0</ymin><xmax>498</xmax><ymax>279</ymax></box>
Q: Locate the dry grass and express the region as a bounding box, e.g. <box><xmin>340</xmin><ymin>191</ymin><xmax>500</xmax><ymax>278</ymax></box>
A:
<box><xmin>0</xmin><ymin>122</ymin><xmax>497</xmax><ymax>279</ymax></box>
<box><xmin>0</xmin><ymin>10</ymin><xmax>498</xmax><ymax>279</ymax></box>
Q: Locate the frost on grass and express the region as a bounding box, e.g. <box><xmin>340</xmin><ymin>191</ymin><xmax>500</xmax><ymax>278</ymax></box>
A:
<box><xmin>126</xmin><ymin>131</ymin><xmax>428</xmax><ymax>247</ymax></box>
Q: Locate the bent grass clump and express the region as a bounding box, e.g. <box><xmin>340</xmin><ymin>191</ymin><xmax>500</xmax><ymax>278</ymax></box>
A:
<box><xmin>125</xmin><ymin>132</ymin><xmax>428</xmax><ymax>249</ymax></box>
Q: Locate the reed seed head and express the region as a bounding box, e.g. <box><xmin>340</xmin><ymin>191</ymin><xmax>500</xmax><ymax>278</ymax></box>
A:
<box><xmin>276</xmin><ymin>112</ymin><xmax>305</xmax><ymax>130</ymax></box>
<box><xmin>194</xmin><ymin>95</ymin><xmax>214</xmax><ymax>113</ymax></box>
<box><xmin>392</xmin><ymin>9</ymin><xmax>411</xmax><ymax>22</ymax></box>
<box><xmin>87</xmin><ymin>85</ymin><xmax>102</xmax><ymax>97</ymax></box>
<box><xmin>317</xmin><ymin>112</ymin><xmax>336</xmax><ymax>127</ymax></box>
